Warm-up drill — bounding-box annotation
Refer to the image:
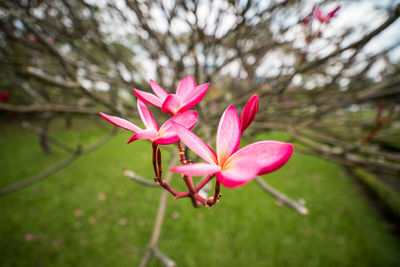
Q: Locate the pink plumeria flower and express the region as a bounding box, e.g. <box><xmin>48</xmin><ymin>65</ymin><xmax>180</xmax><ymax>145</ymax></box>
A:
<box><xmin>170</xmin><ymin>105</ymin><xmax>293</xmax><ymax>188</ymax></box>
<box><xmin>133</xmin><ymin>76</ymin><xmax>209</xmax><ymax>115</ymax></box>
<box><xmin>100</xmin><ymin>99</ymin><xmax>198</xmax><ymax>145</ymax></box>
<box><xmin>315</xmin><ymin>5</ymin><xmax>340</xmax><ymax>24</ymax></box>
<box><xmin>240</xmin><ymin>94</ymin><xmax>259</xmax><ymax>134</ymax></box>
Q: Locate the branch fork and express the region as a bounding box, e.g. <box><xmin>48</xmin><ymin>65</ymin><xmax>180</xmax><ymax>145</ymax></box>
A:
<box><xmin>152</xmin><ymin>141</ymin><xmax>220</xmax><ymax>209</ymax></box>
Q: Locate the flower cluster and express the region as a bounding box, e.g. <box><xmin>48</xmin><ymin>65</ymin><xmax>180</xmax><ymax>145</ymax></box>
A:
<box><xmin>100</xmin><ymin>76</ymin><xmax>293</xmax><ymax>207</ymax></box>
<box><xmin>315</xmin><ymin>6</ymin><xmax>340</xmax><ymax>24</ymax></box>
<box><xmin>299</xmin><ymin>5</ymin><xmax>340</xmax><ymax>63</ymax></box>
<box><xmin>302</xmin><ymin>5</ymin><xmax>340</xmax><ymax>26</ymax></box>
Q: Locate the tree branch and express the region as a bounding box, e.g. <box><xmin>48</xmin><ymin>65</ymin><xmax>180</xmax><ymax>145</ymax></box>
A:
<box><xmin>0</xmin><ymin>102</ymin><xmax>100</xmax><ymax>114</ymax></box>
<box><xmin>254</xmin><ymin>177</ymin><xmax>309</xmax><ymax>215</ymax></box>
<box><xmin>123</xmin><ymin>169</ymin><xmax>157</xmax><ymax>187</ymax></box>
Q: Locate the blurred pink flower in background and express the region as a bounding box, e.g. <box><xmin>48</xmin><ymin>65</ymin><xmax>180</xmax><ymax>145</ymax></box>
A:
<box><xmin>27</xmin><ymin>33</ymin><xmax>37</xmax><ymax>42</ymax></box>
<box><xmin>25</xmin><ymin>233</ymin><xmax>35</xmax><ymax>242</ymax></box>
<box><xmin>315</xmin><ymin>5</ymin><xmax>340</xmax><ymax>24</ymax></box>
<box><xmin>47</xmin><ymin>36</ymin><xmax>55</xmax><ymax>45</ymax></box>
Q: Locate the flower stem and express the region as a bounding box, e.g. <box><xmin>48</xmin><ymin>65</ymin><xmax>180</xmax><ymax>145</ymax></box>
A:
<box><xmin>152</xmin><ymin>142</ymin><xmax>159</xmax><ymax>177</ymax></box>
<box><xmin>149</xmin><ymin>141</ymin><xmax>219</xmax><ymax>208</ymax></box>
<box><xmin>212</xmin><ymin>180</ymin><xmax>220</xmax><ymax>205</ymax></box>
<box><xmin>177</xmin><ymin>140</ymin><xmax>187</xmax><ymax>164</ymax></box>
<box><xmin>156</xmin><ymin>148</ymin><xmax>162</xmax><ymax>178</ymax></box>
<box><xmin>195</xmin><ymin>175</ymin><xmax>214</xmax><ymax>191</ymax></box>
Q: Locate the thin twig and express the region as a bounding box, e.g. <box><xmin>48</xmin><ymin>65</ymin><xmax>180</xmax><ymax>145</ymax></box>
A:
<box><xmin>254</xmin><ymin>177</ymin><xmax>309</xmax><ymax>215</ymax></box>
<box><xmin>0</xmin><ymin>102</ymin><xmax>100</xmax><ymax>114</ymax></box>
<box><xmin>123</xmin><ymin>170</ymin><xmax>157</xmax><ymax>187</ymax></box>
<box><xmin>195</xmin><ymin>175</ymin><xmax>214</xmax><ymax>191</ymax></box>
<box><xmin>212</xmin><ymin>180</ymin><xmax>220</xmax><ymax>205</ymax></box>
<box><xmin>198</xmin><ymin>180</ymin><xmax>213</xmax><ymax>199</ymax></box>
<box><xmin>152</xmin><ymin>247</ymin><xmax>176</xmax><ymax>267</ymax></box>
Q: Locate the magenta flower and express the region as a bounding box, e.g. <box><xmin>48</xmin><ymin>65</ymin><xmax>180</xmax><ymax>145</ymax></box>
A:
<box><xmin>100</xmin><ymin>99</ymin><xmax>198</xmax><ymax>145</ymax></box>
<box><xmin>240</xmin><ymin>94</ymin><xmax>259</xmax><ymax>134</ymax></box>
<box><xmin>315</xmin><ymin>5</ymin><xmax>340</xmax><ymax>24</ymax></box>
<box><xmin>170</xmin><ymin>105</ymin><xmax>293</xmax><ymax>188</ymax></box>
<box><xmin>133</xmin><ymin>76</ymin><xmax>209</xmax><ymax>115</ymax></box>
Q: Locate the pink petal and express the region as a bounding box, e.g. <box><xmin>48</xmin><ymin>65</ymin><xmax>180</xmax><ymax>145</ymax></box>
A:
<box><xmin>216</xmin><ymin>168</ymin><xmax>259</xmax><ymax>188</ymax></box>
<box><xmin>157</xmin><ymin>110</ymin><xmax>198</xmax><ymax>144</ymax></box>
<box><xmin>170</xmin><ymin>163</ymin><xmax>221</xmax><ymax>177</ymax></box>
<box><xmin>127</xmin><ymin>128</ymin><xmax>158</xmax><ymax>144</ymax></box>
<box><xmin>172</xmin><ymin>123</ymin><xmax>217</xmax><ymax>164</ymax></box>
<box><xmin>326</xmin><ymin>5</ymin><xmax>340</xmax><ymax>21</ymax></box>
<box><xmin>150</xmin><ymin>79</ymin><xmax>168</xmax><ymax>101</ymax></box>
<box><xmin>161</xmin><ymin>94</ymin><xmax>182</xmax><ymax>114</ymax></box>
<box><xmin>217</xmin><ymin>141</ymin><xmax>293</xmax><ymax>187</ymax></box>
<box><xmin>216</xmin><ymin>105</ymin><xmax>241</xmax><ymax>166</ymax></box>
<box><xmin>155</xmin><ymin>135</ymin><xmax>180</xmax><ymax>145</ymax></box>
<box><xmin>240</xmin><ymin>94</ymin><xmax>259</xmax><ymax>134</ymax></box>
<box><xmin>133</xmin><ymin>89</ymin><xmax>163</xmax><ymax>107</ymax></box>
<box><xmin>315</xmin><ymin>9</ymin><xmax>325</xmax><ymax>23</ymax></box>
<box><xmin>163</xmin><ymin>110</ymin><xmax>198</xmax><ymax>130</ymax></box>
<box><xmin>176</xmin><ymin>76</ymin><xmax>196</xmax><ymax>99</ymax></box>
<box><xmin>99</xmin><ymin>112</ymin><xmax>141</xmax><ymax>132</ymax></box>
<box><xmin>224</xmin><ymin>140</ymin><xmax>293</xmax><ymax>175</ymax></box>
<box><xmin>137</xmin><ymin>100</ymin><xmax>159</xmax><ymax>131</ymax></box>
<box><xmin>180</xmin><ymin>83</ymin><xmax>209</xmax><ymax>112</ymax></box>
<box><xmin>155</xmin><ymin>130</ymin><xmax>179</xmax><ymax>145</ymax></box>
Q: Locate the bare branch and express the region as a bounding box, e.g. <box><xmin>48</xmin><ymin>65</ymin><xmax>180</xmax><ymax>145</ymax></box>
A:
<box><xmin>0</xmin><ymin>102</ymin><xmax>100</xmax><ymax>114</ymax></box>
<box><xmin>254</xmin><ymin>177</ymin><xmax>309</xmax><ymax>215</ymax></box>
<box><xmin>123</xmin><ymin>169</ymin><xmax>157</xmax><ymax>187</ymax></box>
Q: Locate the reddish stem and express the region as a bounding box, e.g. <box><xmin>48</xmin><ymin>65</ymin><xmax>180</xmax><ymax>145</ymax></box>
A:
<box><xmin>212</xmin><ymin>180</ymin><xmax>221</xmax><ymax>205</ymax></box>
<box><xmin>195</xmin><ymin>175</ymin><xmax>214</xmax><ymax>191</ymax></box>
<box><xmin>152</xmin><ymin>142</ymin><xmax>159</xmax><ymax>177</ymax></box>
<box><xmin>158</xmin><ymin>180</ymin><xmax>178</xmax><ymax>196</ymax></box>
<box><xmin>193</xmin><ymin>193</ymin><xmax>207</xmax><ymax>204</ymax></box>
<box><xmin>177</xmin><ymin>141</ymin><xmax>187</xmax><ymax>165</ymax></box>
<box><xmin>181</xmin><ymin>174</ymin><xmax>201</xmax><ymax>207</ymax></box>
<box><xmin>149</xmin><ymin>141</ymin><xmax>219</xmax><ymax>208</ymax></box>
<box><xmin>174</xmin><ymin>191</ymin><xmax>190</xmax><ymax>199</ymax></box>
<box><xmin>182</xmin><ymin>175</ymin><xmax>196</xmax><ymax>194</ymax></box>
<box><xmin>157</xmin><ymin>148</ymin><xmax>162</xmax><ymax>178</ymax></box>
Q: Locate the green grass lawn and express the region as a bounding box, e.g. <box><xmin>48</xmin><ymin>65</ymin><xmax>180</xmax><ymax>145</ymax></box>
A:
<box><xmin>0</xmin><ymin>118</ymin><xmax>399</xmax><ymax>267</ymax></box>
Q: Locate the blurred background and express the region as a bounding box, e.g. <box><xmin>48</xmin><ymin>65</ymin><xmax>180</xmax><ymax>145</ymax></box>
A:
<box><xmin>1</xmin><ymin>0</ymin><xmax>400</xmax><ymax>266</ymax></box>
